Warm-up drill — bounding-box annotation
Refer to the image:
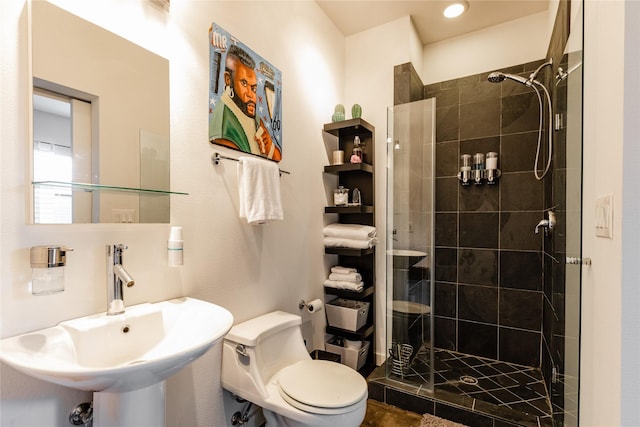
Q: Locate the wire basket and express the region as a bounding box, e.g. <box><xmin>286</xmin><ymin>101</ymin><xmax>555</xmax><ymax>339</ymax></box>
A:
<box><xmin>390</xmin><ymin>343</ymin><xmax>413</xmax><ymax>377</ymax></box>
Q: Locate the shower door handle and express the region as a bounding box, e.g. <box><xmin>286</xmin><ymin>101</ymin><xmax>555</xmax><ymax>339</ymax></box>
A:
<box><xmin>566</xmin><ymin>257</ymin><xmax>592</xmax><ymax>265</ymax></box>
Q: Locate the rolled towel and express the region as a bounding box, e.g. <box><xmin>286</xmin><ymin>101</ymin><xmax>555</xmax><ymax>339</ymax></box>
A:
<box><xmin>329</xmin><ymin>272</ymin><xmax>362</xmax><ymax>282</ymax></box>
<box><xmin>331</xmin><ymin>266</ymin><xmax>357</xmax><ymax>274</ymax></box>
<box><xmin>323</xmin><ymin>223</ymin><xmax>376</xmax><ymax>240</ymax></box>
<box><xmin>323</xmin><ymin>279</ymin><xmax>364</xmax><ymax>292</ymax></box>
<box><xmin>323</xmin><ymin>236</ymin><xmax>378</xmax><ymax>249</ymax></box>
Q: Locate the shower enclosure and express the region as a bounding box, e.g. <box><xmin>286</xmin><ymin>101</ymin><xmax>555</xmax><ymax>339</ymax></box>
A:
<box><xmin>381</xmin><ymin>14</ymin><xmax>583</xmax><ymax>421</ymax></box>
<box><xmin>385</xmin><ymin>95</ymin><xmax>555</xmax><ymax>426</ymax></box>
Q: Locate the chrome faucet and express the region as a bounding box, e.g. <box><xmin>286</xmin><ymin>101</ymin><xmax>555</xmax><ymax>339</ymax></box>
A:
<box><xmin>106</xmin><ymin>244</ymin><xmax>135</xmax><ymax>315</ymax></box>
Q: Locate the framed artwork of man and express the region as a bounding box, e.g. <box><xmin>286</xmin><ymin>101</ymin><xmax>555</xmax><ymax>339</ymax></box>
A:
<box><xmin>208</xmin><ymin>23</ymin><xmax>283</xmax><ymax>161</ymax></box>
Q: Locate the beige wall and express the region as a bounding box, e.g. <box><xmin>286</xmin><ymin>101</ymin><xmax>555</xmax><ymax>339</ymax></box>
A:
<box><xmin>1</xmin><ymin>0</ymin><xmax>344</xmax><ymax>425</ymax></box>
<box><xmin>421</xmin><ymin>11</ymin><xmax>550</xmax><ymax>85</ymax></box>
<box><xmin>582</xmin><ymin>0</ymin><xmax>625</xmax><ymax>425</ymax></box>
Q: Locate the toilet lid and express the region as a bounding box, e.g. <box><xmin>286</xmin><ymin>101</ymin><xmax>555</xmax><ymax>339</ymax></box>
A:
<box><xmin>277</xmin><ymin>360</ymin><xmax>367</xmax><ymax>413</ymax></box>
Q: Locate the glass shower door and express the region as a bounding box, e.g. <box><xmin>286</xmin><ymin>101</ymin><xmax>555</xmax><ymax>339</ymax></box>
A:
<box><xmin>385</xmin><ymin>98</ymin><xmax>435</xmax><ymax>390</ymax></box>
<box><xmin>551</xmin><ymin>2</ymin><xmax>583</xmax><ymax>424</ymax></box>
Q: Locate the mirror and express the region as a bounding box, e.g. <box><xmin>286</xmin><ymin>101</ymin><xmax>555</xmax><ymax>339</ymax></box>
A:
<box><xmin>31</xmin><ymin>1</ymin><xmax>172</xmax><ymax>224</ymax></box>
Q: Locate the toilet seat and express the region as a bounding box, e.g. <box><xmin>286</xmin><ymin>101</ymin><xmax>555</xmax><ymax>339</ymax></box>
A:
<box><xmin>277</xmin><ymin>360</ymin><xmax>367</xmax><ymax>415</ymax></box>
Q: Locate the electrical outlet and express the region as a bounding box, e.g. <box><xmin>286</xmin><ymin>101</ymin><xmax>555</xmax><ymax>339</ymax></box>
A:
<box><xmin>595</xmin><ymin>194</ymin><xmax>613</xmax><ymax>238</ymax></box>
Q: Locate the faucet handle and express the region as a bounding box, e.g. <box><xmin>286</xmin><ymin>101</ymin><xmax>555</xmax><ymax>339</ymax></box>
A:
<box><xmin>106</xmin><ymin>244</ymin><xmax>128</xmax><ymax>256</ymax></box>
<box><xmin>534</xmin><ymin>211</ymin><xmax>556</xmax><ymax>235</ymax></box>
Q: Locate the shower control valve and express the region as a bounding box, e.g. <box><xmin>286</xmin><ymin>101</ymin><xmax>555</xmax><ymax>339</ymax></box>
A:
<box><xmin>535</xmin><ymin>211</ymin><xmax>556</xmax><ymax>235</ymax></box>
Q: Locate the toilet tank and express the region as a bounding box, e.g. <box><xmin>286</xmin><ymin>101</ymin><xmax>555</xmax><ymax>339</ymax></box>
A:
<box><xmin>221</xmin><ymin>311</ymin><xmax>311</xmax><ymax>400</ymax></box>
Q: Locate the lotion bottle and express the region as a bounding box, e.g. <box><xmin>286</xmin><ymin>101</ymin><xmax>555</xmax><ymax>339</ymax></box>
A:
<box><xmin>168</xmin><ymin>226</ymin><xmax>183</xmax><ymax>267</ymax></box>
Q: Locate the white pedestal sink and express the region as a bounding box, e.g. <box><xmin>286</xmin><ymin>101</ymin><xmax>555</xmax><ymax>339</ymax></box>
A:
<box><xmin>0</xmin><ymin>297</ymin><xmax>233</xmax><ymax>427</ymax></box>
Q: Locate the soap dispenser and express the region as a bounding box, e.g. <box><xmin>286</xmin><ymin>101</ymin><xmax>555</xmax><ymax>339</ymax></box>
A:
<box><xmin>30</xmin><ymin>245</ymin><xmax>73</xmax><ymax>295</ymax></box>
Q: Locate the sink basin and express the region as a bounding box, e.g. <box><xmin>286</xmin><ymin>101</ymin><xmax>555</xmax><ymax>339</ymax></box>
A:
<box><xmin>0</xmin><ymin>297</ymin><xmax>233</xmax><ymax>392</ymax></box>
<box><xmin>390</xmin><ymin>249</ymin><xmax>428</xmax><ymax>268</ymax></box>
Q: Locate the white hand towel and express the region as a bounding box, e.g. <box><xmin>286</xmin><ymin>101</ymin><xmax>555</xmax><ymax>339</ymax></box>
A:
<box><xmin>323</xmin><ymin>279</ymin><xmax>364</xmax><ymax>292</ymax></box>
<box><xmin>323</xmin><ymin>223</ymin><xmax>376</xmax><ymax>240</ymax></box>
<box><xmin>323</xmin><ymin>236</ymin><xmax>378</xmax><ymax>249</ymax></box>
<box><xmin>237</xmin><ymin>156</ymin><xmax>283</xmax><ymax>225</ymax></box>
<box><xmin>329</xmin><ymin>272</ymin><xmax>362</xmax><ymax>282</ymax></box>
<box><xmin>331</xmin><ymin>266</ymin><xmax>357</xmax><ymax>274</ymax></box>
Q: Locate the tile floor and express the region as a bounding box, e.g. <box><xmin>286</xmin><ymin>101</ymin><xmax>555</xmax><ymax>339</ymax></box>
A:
<box><xmin>431</xmin><ymin>348</ymin><xmax>551</xmax><ymax>419</ymax></box>
<box><xmin>368</xmin><ymin>346</ymin><xmax>554</xmax><ymax>426</ymax></box>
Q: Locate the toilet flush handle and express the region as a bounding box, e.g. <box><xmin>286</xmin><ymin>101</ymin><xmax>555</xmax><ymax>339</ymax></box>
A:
<box><xmin>235</xmin><ymin>344</ymin><xmax>248</xmax><ymax>357</ymax></box>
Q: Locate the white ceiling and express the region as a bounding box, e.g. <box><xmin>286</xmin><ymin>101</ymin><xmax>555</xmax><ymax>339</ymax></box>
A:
<box><xmin>316</xmin><ymin>0</ymin><xmax>550</xmax><ymax>45</ymax></box>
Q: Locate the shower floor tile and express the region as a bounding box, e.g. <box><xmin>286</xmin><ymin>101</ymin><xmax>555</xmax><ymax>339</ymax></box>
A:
<box><xmin>378</xmin><ymin>346</ymin><xmax>553</xmax><ymax>426</ymax></box>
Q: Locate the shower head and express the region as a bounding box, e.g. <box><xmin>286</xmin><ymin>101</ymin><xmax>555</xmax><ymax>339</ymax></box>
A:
<box><xmin>487</xmin><ymin>72</ymin><xmax>531</xmax><ymax>86</ymax></box>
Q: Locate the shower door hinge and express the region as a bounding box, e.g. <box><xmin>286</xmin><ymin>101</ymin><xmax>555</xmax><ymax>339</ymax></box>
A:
<box><xmin>552</xmin><ymin>367</ymin><xmax>559</xmax><ymax>384</ymax></box>
<box><xmin>554</xmin><ymin>113</ymin><xmax>564</xmax><ymax>131</ymax></box>
<box><xmin>566</xmin><ymin>256</ymin><xmax>592</xmax><ymax>265</ymax></box>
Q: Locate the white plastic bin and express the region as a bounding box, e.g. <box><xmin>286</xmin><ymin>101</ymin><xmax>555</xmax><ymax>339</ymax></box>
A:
<box><xmin>343</xmin><ymin>341</ymin><xmax>370</xmax><ymax>370</ymax></box>
<box><xmin>325</xmin><ymin>337</ymin><xmax>370</xmax><ymax>370</ymax></box>
<box><xmin>325</xmin><ymin>299</ymin><xmax>370</xmax><ymax>332</ymax></box>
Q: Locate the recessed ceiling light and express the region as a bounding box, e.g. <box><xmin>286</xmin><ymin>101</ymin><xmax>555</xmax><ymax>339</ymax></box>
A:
<box><xmin>443</xmin><ymin>2</ymin><xmax>468</xmax><ymax>19</ymax></box>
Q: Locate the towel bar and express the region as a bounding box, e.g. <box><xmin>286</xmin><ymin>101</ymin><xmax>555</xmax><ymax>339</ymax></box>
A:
<box><xmin>211</xmin><ymin>152</ymin><xmax>290</xmax><ymax>175</ymax></box>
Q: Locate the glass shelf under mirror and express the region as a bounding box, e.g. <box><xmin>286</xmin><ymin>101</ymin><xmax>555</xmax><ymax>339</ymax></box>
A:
<box><xmin>32</xmin><ymin>181</ymin><xmax>189</xmax><ymax>195</ymax></box>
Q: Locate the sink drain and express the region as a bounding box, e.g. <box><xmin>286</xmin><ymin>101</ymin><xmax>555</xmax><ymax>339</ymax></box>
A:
<box><xmin>460</xmin><ymin>375</ymin><xmax>478</xmax><ymax>385</ymax></box>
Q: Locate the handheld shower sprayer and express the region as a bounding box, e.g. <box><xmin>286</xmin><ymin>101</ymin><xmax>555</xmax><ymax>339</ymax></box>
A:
<box><xmin>488</xmin><ymin>59</ymin><xmax>553</xmax><ymax>87</ymax></box>
<box><xmin>487</xmin><ymin>72</ymin><xmax>531</xmax><ymax>86</ymax></box>
<box><xmin>487</xmin><ymin>58</ymin><xmax>554</xmax><ymax>180</ymax></box>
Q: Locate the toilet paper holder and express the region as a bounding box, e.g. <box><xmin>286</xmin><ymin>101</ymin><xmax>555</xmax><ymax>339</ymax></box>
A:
<box><xmin>298</xmin><ymin>299</ymin><xmax>323</xmax><ymax>313</ymax></box>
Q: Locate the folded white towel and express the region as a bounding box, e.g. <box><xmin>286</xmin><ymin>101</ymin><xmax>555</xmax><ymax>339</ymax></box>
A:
<box><xmin>323</xmin><ymin>279</ymin><xmax>364</xmax><ymax>292</ymax></box>
<box><xmin>329</xmin><ymin>272</ymin><xmax>362</xmax><ymax>282</ymax></box>
<box><xmin>331</xmin><ymin>266</ymin><xmax>357</xmax><ymax>274</ymax></box>
<box><xmin>237</xmin><ymin>156</ymin><xmax>283</xmax><ymax>225</ymax></box>
<box><xmin>323</xmin><ymin>223</ymin><xmax>376</xmax><ymax>240</ymax></box>
<box><xmin>323</xmin><ymin>236</ymin><xmax>377</xmax><ymax>249</ymax></box>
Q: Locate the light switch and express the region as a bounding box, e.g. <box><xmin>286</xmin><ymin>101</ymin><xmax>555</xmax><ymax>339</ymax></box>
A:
<box><xmin>595</xmin><ymin>194</ymin><xmax>613</xmax><ymax>238</ymax></box>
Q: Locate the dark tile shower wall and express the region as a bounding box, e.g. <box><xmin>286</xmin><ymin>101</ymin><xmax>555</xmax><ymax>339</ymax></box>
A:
<box><xmin>423</xmin><ymin>60</ymin><xmax>549</xmax><ymax>367</ymax></box>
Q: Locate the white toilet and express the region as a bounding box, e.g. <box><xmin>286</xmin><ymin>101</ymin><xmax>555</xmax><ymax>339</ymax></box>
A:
<box><xmin>221</xmin><ymin>311</ymin><xmax>368</xmax><ymax>427</ymax></box>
